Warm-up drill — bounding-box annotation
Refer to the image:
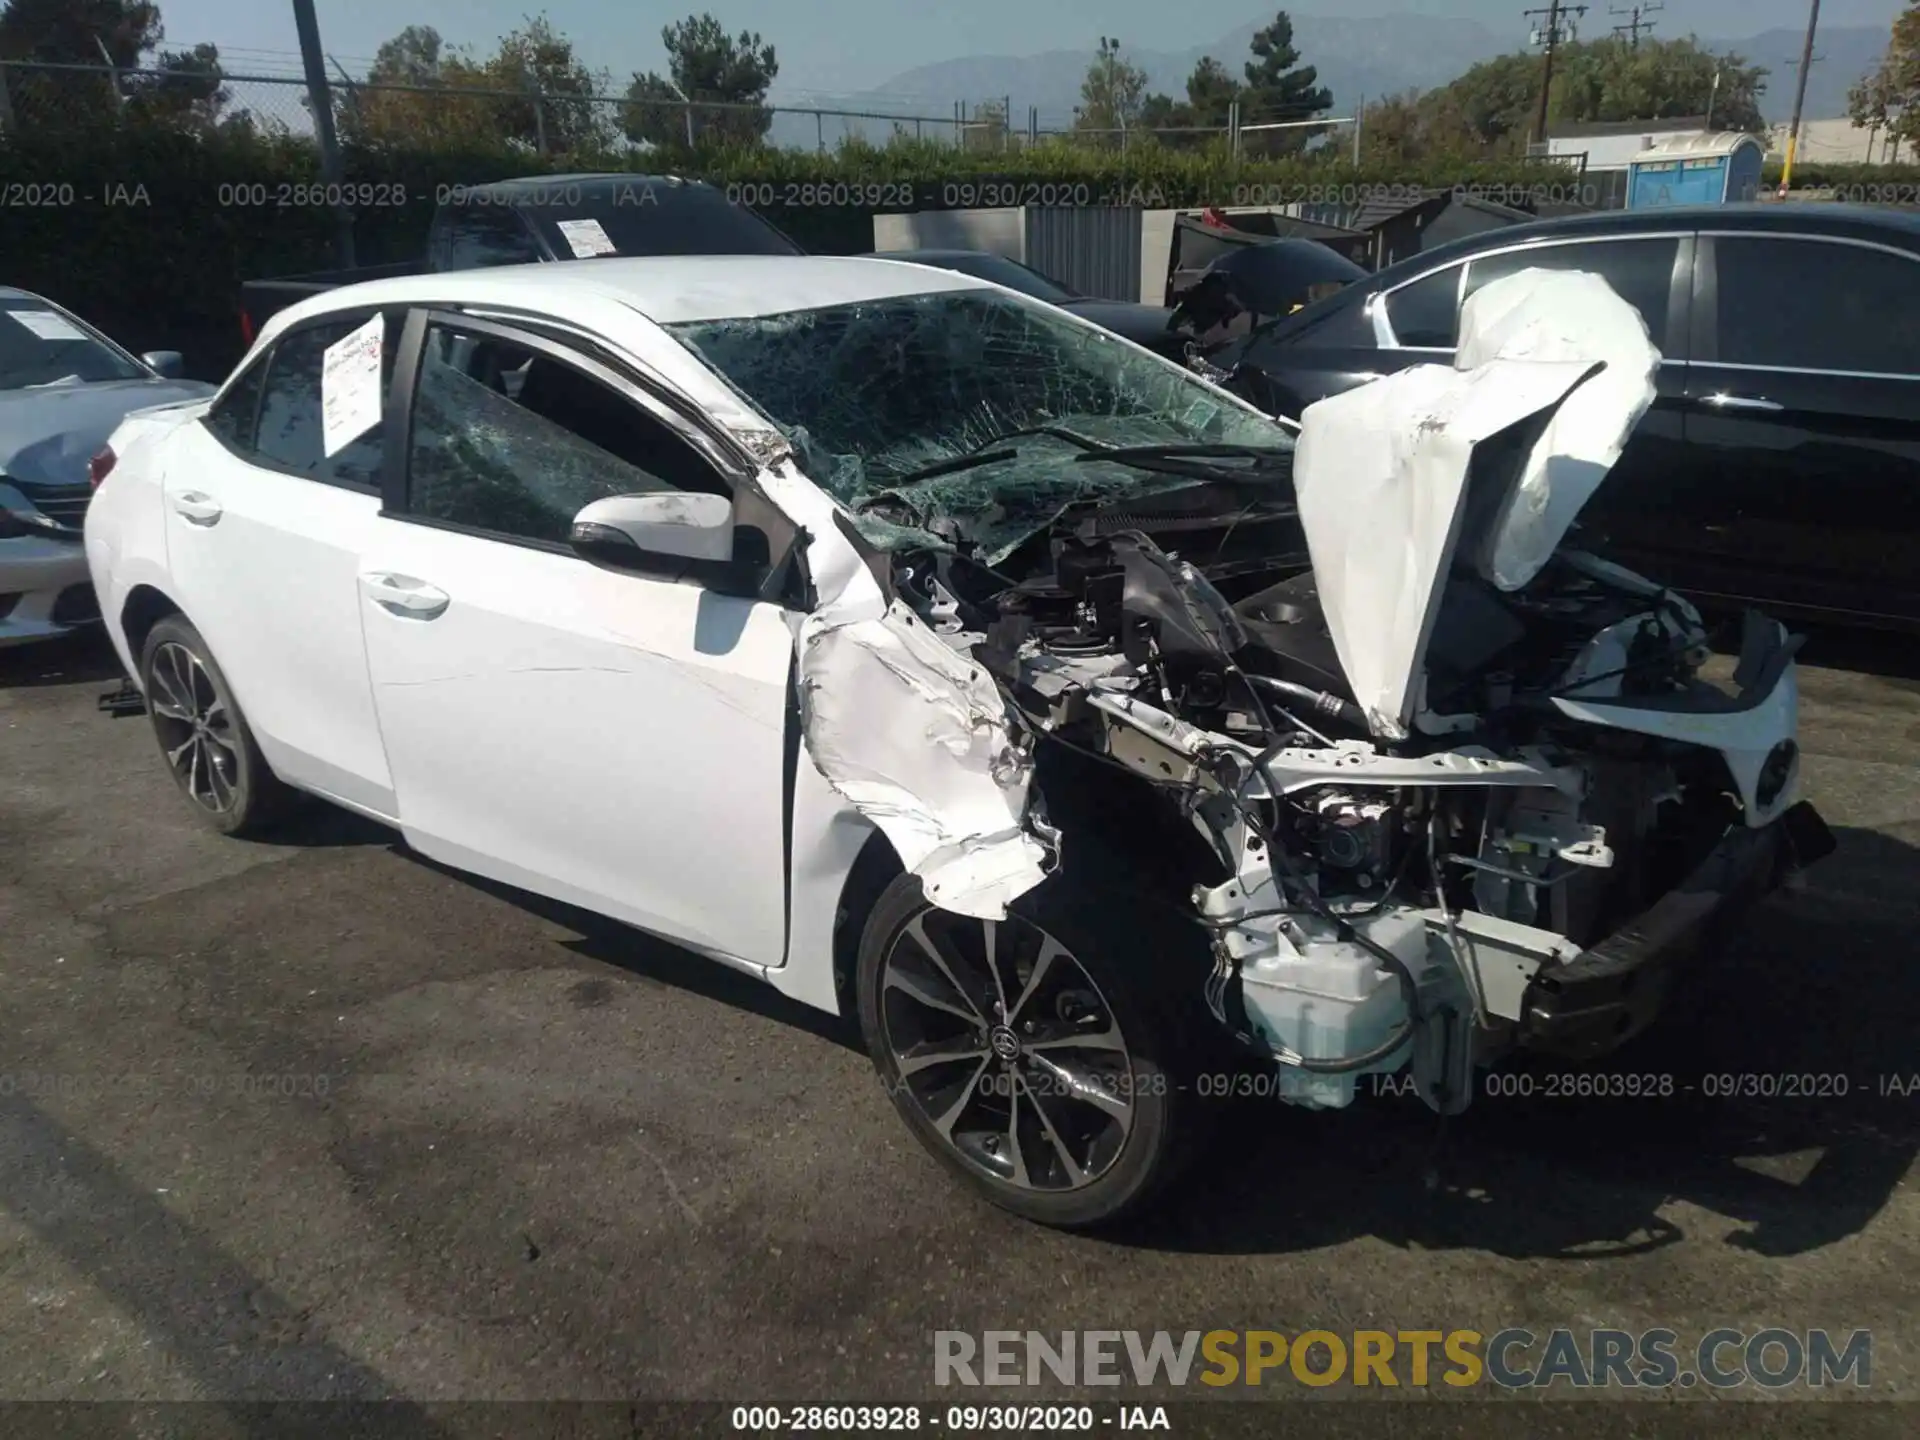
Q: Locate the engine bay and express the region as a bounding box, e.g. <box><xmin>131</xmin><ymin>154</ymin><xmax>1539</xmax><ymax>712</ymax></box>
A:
<box><xmin>882</xmin><ymin>514</ymin><xmax>1771</xmax><ymax>1114</ymax></box>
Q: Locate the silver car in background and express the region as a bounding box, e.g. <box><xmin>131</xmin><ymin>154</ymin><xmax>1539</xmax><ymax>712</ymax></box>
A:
<box><xmin>0</xmin><ymin>288</ymin><xmax>213</xmax><ymax>646</ymax></box>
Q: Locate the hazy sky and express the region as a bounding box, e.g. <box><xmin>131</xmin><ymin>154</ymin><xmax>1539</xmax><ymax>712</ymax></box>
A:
<box><xmin>157</xmin><ymin>0</ymin><xmax>1901</xmax><ymax>97</ymax></box>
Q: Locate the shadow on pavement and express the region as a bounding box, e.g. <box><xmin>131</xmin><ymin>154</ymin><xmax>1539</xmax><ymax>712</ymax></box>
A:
<box><xmin>0</xmin><ymin>630</ymin><xmax>125</xmax><ymax>690</ymax></box>
<box><xmin>0</xmin><ymin>1096</ymin><xmax>442</xmax><ymax>1436</ymax></box>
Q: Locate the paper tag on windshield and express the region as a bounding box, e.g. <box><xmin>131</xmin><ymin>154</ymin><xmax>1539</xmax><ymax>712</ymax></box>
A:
<box><xmin>321</xmin><ymin>312</ymin><xmax>384</xmax><ymax>457</ymax></box>
<box><xmin>555</xmin><ymin>218</ymin><xmax>617</xmax><ymax>258</ymax></box>
<box><xmin>9</xmin><ymin>309</ymin><xmax>90</xmax><ymax>342</ymax></box>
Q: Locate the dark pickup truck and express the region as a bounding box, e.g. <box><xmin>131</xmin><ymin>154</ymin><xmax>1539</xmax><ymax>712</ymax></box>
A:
<box><xmin>239</xmin><ymin>172</ymin><xmax>804</xmax><ymax>342</ymax></box>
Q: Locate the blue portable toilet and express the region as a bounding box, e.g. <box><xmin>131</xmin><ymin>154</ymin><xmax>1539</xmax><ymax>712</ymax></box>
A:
<box><xmin>1627</xmin><ymin>132</ymin><xmax>1766</xmax><ymax>209</ymax></box>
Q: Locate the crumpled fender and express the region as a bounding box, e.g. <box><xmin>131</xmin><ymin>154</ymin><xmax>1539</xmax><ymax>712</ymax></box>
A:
<box><xmin>756</xmin><ymin>455</ymin><xmax>1052</xmax><ymax>920</ymax></box>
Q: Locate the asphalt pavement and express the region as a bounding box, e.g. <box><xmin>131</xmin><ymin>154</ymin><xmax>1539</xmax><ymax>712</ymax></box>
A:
<box><xmin>1</xmin><ymin>626</ymin><xmax>1916</xmax><ymax>1438</ymax></box>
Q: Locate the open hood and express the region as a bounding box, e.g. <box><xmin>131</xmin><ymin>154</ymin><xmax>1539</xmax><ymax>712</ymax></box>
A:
<box><xmin>1290</xmin><ymin>268</ymin><xmax>1661</xmax><ymax>737</ymax></box>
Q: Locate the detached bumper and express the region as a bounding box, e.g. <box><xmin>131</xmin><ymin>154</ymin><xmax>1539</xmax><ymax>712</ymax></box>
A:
<box><xmin>1517</xmin><ymin>802</ymin><xmax>1835</xmax><ymax>1061</ymax></box>
<box><xmin>0</xmin><ymin>534</ymin><xmax>97</xmax><ymax>648</ymax></box>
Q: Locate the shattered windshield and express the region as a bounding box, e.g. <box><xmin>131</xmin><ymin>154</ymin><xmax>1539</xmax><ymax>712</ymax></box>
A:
<box><xmin>667</xmin><ymin>290</ymin><xmax>1294</xmax><ymax>561</ymax></box>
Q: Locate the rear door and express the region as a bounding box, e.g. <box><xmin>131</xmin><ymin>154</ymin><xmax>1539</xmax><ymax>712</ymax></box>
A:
<box><xmin>159</xmin><ymin>308</ymin><xmax>403</xmax><ymax>818</ymax></box>
<box><xmin>1676</xmin><ymin>231</ymin><xmax>1920</xmax><ymax>625</ymax></box>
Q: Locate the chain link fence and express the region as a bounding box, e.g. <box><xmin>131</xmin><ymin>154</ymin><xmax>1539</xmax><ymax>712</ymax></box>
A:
<box><xmin>0</xmin><ymin>60</ymin><xmax>976</xmax><ymax>154</ymax></box>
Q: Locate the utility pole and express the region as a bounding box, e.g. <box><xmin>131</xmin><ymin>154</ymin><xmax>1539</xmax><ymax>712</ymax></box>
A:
<box><xmin>1524</xmin><ymin>2</ymin><xmax>1589</xmax><ymax>149</ymax></box>
<box><xmin>1609</xmin><ymin>1</ymin><xmax>1662</xmax><ymax>48</ymax></box>
<box><xmin>292</xmin><ymin>0</ymin><xmax>355</xmax><ymax>268</ymax></box>
<box><xmin>1780</xmin><ymin>0</ymin><xmax>1823</xmax><ymax>192</ymax></box>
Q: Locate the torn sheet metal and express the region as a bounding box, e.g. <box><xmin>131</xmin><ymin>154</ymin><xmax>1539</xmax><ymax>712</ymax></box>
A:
<box><xmin>1291</xmin><ymin>267</ymin><xmax>1659</xmax><ymax>738</ymax></box>
<box><xmin>756</xmin><ymin>459</ymin><xmax>1051</xmax><ymax>920</ymax></box>
<box><xmin>1453</xmin><ymin>268</ymin><xmax>1662</xmax><ymax>591</ymax></box>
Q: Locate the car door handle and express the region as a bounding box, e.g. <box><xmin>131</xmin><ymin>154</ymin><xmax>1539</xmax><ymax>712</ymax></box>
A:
<box><xmin>171</xmin><ymin>491</ymin><xmax>223</xmax><ymax>525</ymax></box>
<box><xmin>1699</xmin><ymin>393</ymin><xmax>1785</xmax><ymax>413</ymax></box>
<box><xmin>359</xmin><ymin>571</ymin><xmax>450</xmax><ymax>620</ymax></box>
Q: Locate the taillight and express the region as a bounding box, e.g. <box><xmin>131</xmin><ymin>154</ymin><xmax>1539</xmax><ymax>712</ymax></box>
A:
<box><xmin>239</xmin><ymin>309</ymin><xmax>254</xmax><ymax>346</ymax></box>
<box><xmin>88</xmin><ymin>446</ymin><xmax>116</xmax><ymax>489</ymax></box>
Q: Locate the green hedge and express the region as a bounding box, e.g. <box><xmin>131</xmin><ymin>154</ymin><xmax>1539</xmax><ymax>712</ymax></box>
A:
<box><xmin>5</xmin><ymin>125</ymin><xmax>1918</xmax><ymax>380</ymax></box>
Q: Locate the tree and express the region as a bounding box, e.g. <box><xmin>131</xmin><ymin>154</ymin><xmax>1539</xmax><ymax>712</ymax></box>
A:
<box><xmin>1848</xmin><ymin>2</ymin><xmax>1920</xmax><ymax>160</ymax></box>
<box><xmin>1371</xmin><ymin>35</ymin><xmax>1768</xmax><ymax>161</ymax></box>
<box><xmin>1239</xmin><ymin>11</ymin><xmax>1332</xmax><ymax>155</ymax></box>
<box><xmin>962</xmin><ymin>96</ymin><xmax>1008</xmax><ymax>152</ymax></box>
<box><xmin>623</xmin><ymin>14</ymin><xmax>778</xmax><ymax>151</ymax></box>
<box><xmin>0</xmin><ymin>0</ymin><xmax>161</xmax><ymax>126</ymax></box>
<box><xmin>1074</xmin><ymin>36</ymin><xmax>1149</xmax><ymax>144</ymax></box>
<box><xmin>342</xmin><ymin>18</ymin><xmax>608</xmax><ymax>153</ymax></box>
<box><xmin>124</xmin><ymin>40</ymin><xmax>246</xmax><ymax>134</ymax></box>
<box><xmin>1139</xmin><ymin>55</ymin><xmax>1242</xmax><ymax>147</ymax></box>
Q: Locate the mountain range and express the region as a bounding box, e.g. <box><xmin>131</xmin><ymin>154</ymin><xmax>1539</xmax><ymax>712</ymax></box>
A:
<box><xmin>774</xmin><ymin>11</ymin><xmax>1893</xmax><ymax>141</ymax></box>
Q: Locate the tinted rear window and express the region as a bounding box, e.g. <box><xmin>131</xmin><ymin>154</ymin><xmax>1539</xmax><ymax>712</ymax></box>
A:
<box><xmin>525</xmin><ymin>184</ymin><xmax>802</xmax><ymax>258</ymax></box>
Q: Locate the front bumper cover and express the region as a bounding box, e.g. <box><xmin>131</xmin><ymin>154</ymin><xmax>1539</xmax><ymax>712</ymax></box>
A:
<box><xmin>1516</xmin><ymin>801</ymin><xmax>1835</xmax><ymax>1061</ymax></box>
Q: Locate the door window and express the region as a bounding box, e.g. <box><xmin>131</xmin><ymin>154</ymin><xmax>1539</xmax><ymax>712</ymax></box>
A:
<box><xmin>204</xmin><ymin>356</ymin><xmax>267</xmax><ymax>452</ymax></box>
<box><xmin>253</xmin><ymin>314</ymin><xmax>397</xmax><ymax>488</ymax></box>
<box><xmin>1465</xmin><ymin>237</ymin><xmax>1680</xmax><ymax>340</ymax></box>
<box><xmin>1382</xmin><ymin>264</ymin><xmax>1464</xmax><ymax>348</ymax></box>
<box><xmin>1713</xmin><ymin>237</ymin><xmax>1920</xmax><ymax>376</ymax></box>
<box><xmin>405</xmin><ymin>323</ymin><xmax>729</xmax><ymax>545</ymax></box>
<box><xmin>430</xmin><ymin>206</ymin><xmax>542</xmax><ymax>270</ymax></box>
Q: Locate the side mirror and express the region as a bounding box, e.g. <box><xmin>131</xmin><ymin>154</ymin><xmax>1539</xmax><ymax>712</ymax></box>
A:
<box><xmin>572</xmin><ymin>492</ymin><xmax>735</xmax><ymax>563</ymax></box>
<box><xmin>141</xmin><ymin>350</ymin><xmax>185</xmax><ymax>378</ymax></box>
<box><xmin>570</xmin><ymin>491</ymin><xmax>772</xmax><ymax>597</ymax></box>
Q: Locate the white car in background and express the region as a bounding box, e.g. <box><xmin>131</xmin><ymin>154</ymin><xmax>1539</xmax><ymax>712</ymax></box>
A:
<box><xmin>0</xmin><ymin>287</ymin><xmax>212</xmax><ymax>646</ymax></box>
<box><xmin>84</xmin><ymin>256</ymin><xmax>1829</xmax><ymax>1229</ymax></box>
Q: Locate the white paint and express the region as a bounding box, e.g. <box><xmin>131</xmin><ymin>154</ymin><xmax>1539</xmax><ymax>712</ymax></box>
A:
<box><xmin>156</xmin><ymin>420</ymin><xmax>398</xmax><ymax>818</ymax></box>
<box><xmin>555</xmin><ymin>217</ymin><xmax>617</xmax><ymax>258</ymax></box>
<box><xmin>355</xmin><ymin>516</ymin><xmax>796</xmax><ymax>965</ymax></box>
<box><xmin>8</xmin><ymin>309</ymin><xmax>90</xmax><ymax>342</ymax></box>
<box><xmin>319</xmin><ymin>312</ymin><xmax>384</xmax><ymax>457</ymax></box>
<box><xmin>1453</xmin><ymin>269</ymin><xmax>1661</xmax><ymax>591</ymax></box>
<box><xmin>758</xmin><ymin>457</ymin><xmax>1050</xmax><ymax>921</ymax></box>
<box><xmin>1291</xmin><ymin>268</ymin><xmax>1659</xmax><ymax>736</ymax></box>
<box><xmin>1293</xmin><ymin>355</ymin><xmax>1603</xmax><ymax>736</ymax></box>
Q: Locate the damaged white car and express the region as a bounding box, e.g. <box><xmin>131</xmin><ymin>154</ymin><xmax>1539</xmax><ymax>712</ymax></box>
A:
<box><xmin>85</xmin><ymin>256</ymin><xmax>1832</xmax><ymax>1229</ymax></box>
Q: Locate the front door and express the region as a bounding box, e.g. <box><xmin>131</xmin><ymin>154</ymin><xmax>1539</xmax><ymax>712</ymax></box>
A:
<box><xmin>357</xmin><ymin>313</ymin><xmax>797</xmax><ymax>967</ymax></box>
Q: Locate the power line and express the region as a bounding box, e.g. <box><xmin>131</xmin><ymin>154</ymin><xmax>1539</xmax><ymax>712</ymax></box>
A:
<box><xmin>1523</xmin><ymin>2</ymin><xmax>1589</xmax><ymax>147</ymax></box>
<box><xmin>1608</xmin><ymin>1</ymin><xmax>1662</xmax><ymax>48</ymax></box>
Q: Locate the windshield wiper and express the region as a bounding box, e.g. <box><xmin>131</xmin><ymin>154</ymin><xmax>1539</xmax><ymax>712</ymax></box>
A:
<box><xmin>873</xmin><ymin>425</ymin><xmax>1105</xmax><ymax>494</ymax></box>
<box><xmin>1071</xmin><ymin>441</ymin><xmax>1292</xmax><ymax>486</ymax></box>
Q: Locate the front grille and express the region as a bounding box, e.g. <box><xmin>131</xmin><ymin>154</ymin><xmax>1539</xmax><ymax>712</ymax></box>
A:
<box><xmin>26</xmin><ymin>485</ymin><xmax>91</xmax><ymax>534</ymax></box>
<box><xmin>51</xmin><ymin>583</ymin><xmax>100</xmax><ymax>625</ymax></box>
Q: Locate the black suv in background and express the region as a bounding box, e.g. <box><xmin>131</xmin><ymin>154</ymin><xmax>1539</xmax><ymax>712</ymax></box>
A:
<box><xmin>1215</xmin><ymin>204</ymin><xmax>1920</xmax><ymax>633</ymax></box>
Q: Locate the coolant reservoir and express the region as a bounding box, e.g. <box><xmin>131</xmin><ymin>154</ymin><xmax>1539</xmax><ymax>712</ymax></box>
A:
<box><xmin>1239</xmin><ymin>909</ymin><xmax>1429</xmax><ymax>1110</ymax></box>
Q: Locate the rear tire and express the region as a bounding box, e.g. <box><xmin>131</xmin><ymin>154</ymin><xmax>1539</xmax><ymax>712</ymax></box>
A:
<box><xmin>855</xmin><ymin>858</ymin><xmax>1215</xmax><ymax>1230</ymax></box>
<box><xmin>140</xmin><ymin>615</ymin><xmax>292</xmax><ymax>837</ymax></box>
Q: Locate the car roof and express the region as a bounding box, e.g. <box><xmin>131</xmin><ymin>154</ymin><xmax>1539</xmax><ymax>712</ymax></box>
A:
<box><xmin>268</xmin><ymin>254</ymin><xmax>994</xmax><ymax>336</ymax></box>
<box><xmin>0</xmin><ymin>286</ymin><xmax>49</xmax><ymax>302</ymax></box>
<box><xmin>471</xmin><ymin>172</ymin><xmax>715</xmax><ymax>194</ymax></box>
<box><xmin>1369</xmin><ymin>201</ymin><xmax>1920</xmax><ymax>285</ymax></box>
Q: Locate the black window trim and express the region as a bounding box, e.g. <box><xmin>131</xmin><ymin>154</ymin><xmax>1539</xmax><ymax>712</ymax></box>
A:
<box><xmin>1694</xmin><ymin>230</ymin><xmax>1920</xmax><ymax>381</ymax></box>
<box><xmin>209</xmin><ymin>305</ymin><xmax>399</xmax><ymax>494</ymax></box>
<box><xmin>383</xmin><ymin>306</ymin><xmax>809</xmax><ymax>607</ymax></box>
<box><xmin>200</xmin><ymin>351</ymin><xmax>269</xmax><ymax>459</ymax></box>
<box><xmin>1374</xmin><ymin>230</ymin><xmax>1695</xmax><ymax>358</ymax></box>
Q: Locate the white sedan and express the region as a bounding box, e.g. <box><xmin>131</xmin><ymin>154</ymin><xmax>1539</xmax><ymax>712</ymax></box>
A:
<box><xmin>86</xmin><ymin>255</ymin><xmax>1827</xmax><ymax>1229</ymax></box>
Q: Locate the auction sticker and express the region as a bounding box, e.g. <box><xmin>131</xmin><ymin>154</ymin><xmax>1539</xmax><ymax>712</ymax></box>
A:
<box><xmin>556</xmin><ymin>217</ymin><xmax>618</xmax><ymax>258</ymax></box>
<box><xmin>321</xmin><ymin>312</ymin><xmax>384</xmax><ymax>457</ymax></box>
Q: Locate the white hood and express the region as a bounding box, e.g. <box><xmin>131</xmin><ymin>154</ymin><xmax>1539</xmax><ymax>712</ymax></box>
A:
<box><xmin>1290</xmin><ymin>269</ymin><xmax>1661</xmax><ymax>737</ymax></box>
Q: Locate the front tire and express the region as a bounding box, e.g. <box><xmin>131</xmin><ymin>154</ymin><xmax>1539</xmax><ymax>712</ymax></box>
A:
<box><xmin>855</xmin><ymin>867</ymin><xmax>1209</xmax><ymax>1229</ymax></box>
<box><xmin>140</xmin><ymin>615</ymin><xmax>291</xmax><ymax>837</ymax></box>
